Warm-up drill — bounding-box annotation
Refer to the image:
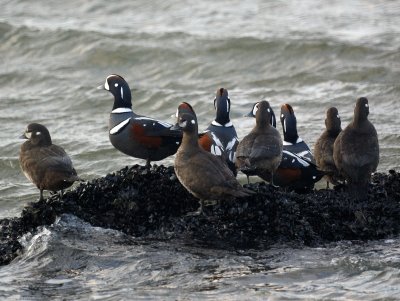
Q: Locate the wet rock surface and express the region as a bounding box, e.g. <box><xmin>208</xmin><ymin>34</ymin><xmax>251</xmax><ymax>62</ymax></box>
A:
<box><xmin>1</xmin><ymin>165</ymin><xmax>399</xmax><ymax>265</ymax></box>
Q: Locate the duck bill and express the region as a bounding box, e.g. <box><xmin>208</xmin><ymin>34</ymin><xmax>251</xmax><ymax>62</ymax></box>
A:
<box><xmin>170</xmin><ymin>123</ymin><xmax>181</xmax><ymax>131</ymax></box>
<box><xmin>244</xmin><ymin>111</ymin><xmax>254</xmax><ymax>117</ymax></box>
<box><xmin>19</xmin><ymin>133</ymin><xmax>28</xmax><ymax>139</ymax></box>
<box><xmin>97</xmin><ymin>84</ymin><xmax>105</xmax><ymax>90</ymax></box>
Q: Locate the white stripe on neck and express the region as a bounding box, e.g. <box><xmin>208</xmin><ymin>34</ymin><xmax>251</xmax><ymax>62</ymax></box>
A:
<box><xmin>111</xmin><ymin>108</ymin><xmax>133</xmax><ymax>113</ymax></box>
<box><xmin>212</xmin><ymin>120</ymin><xmax>233</xmax><ymax>127</ymax></box>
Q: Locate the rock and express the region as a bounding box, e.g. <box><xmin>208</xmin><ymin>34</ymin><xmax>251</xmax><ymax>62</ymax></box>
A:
<box><xmin>1</xmin><ymin>165</ymin><xmax>399</xmax><ymax>265</ymax></box>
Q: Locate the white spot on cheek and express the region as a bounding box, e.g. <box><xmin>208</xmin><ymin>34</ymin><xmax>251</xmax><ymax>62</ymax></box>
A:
<box><xmin>35</xmin><ymin>132</ymin><xmax>41</xmax><ymax>135</ymax></box>
<box><xmin>281</xmin><ymin>114</ymin><xmax>284</xmax><ymax>118</ymax></box>
<box><xmin>115</xmin><ymin>83</ymin><xmax>119</xmax><ymax>87</ymax></box>
<box><xmin>191</xmin><ymin>120</ymin><xmax>196</xmax><ymax>124</ymax></box>
<box><xmin>365</xmin><ymin>103</ymin><xmax>369</xmax><ymax>107</ymax></box>
<box><xmin>25</xmin><ymin>132</ymin><xmax>32</xmax><ymax>139</ymax></box>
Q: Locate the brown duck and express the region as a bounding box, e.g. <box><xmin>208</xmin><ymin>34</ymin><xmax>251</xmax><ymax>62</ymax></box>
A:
<box><xmin>314</xmin><ymin>107</ymin><xmax>343</xmax><ymax>188</ymax></box>
<box><xmin>19</xmin><ymin>123</ymin><xmax>80</xmax><ymax>201</ymax></box>
<box><xmin>173</xmin><ymin>110</ymin><xmax>253</xmax><ymax>213</ymax></box>
<box><xmin>236</xmin><ymin>100</ymin><xmax>283</xmax><ymax>185</ymax></box>
<box><xmin>333</xmin><ymin>97</ymin><xmax>379</xmax><ymax>199</ymax></box>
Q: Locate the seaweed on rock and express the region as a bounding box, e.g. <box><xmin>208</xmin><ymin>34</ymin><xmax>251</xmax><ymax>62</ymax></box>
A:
<box><xmin>1</xmin><ymin>165</ymin><xmax>399</xmax><ymax>265</ymax></box>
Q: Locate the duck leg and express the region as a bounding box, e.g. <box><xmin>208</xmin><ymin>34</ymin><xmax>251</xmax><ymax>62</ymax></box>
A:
<box><xmin>145</xmin><ymin>158</ymin><xmax>151</xmax><ymax>169</ymax></box>
<box><xmin>39</xmin><ymin>189</ymin><xmax>44</xmax><ymax>201</ymax></box>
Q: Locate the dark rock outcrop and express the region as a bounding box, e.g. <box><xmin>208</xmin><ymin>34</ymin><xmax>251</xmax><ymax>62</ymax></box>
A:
<box><xmin>1</xmin><ymin>165</ymin><xmax>399</xmax><ymax>265</ymax></box>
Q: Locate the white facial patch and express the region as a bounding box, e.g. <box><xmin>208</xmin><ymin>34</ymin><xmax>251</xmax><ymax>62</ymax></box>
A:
<box><xmin>252</xmin><ymin>103</ymin><xmax>259</xmax><ymax>116</ymax></box>
<box><xmin>267</xmin><ymin>108</ymin><xmax>270</xmax><ymax>113</ymax></box>
<box><xmin>337</xmin><ymin>114</ymin><xmax>340</xmax><ymax>119</ymax></box>
<box><xmin>115</xmin><ymin>83</ymin><xmax>119</xmax><ymax>87</ymax></box>
<box><xmin>283</xmin><ymin>119</ymin><xmax>287</xmax><ymax>133</ymax></box>
<box><xmin>25</xmin><ymin>132</ymin><xmax>32</xmax><ymax>139</ymax></box>
<box><xmin>365</xmin><ymin>103</ymin><xmax>369</xmax><ymax>107</ymax></box>
<box><xmin>35</xmin><ymin>132</ymin><xmax>41</xmax><ymax>135</ymax></box>
<box><xmin>179</xmin><ymin>120</ymin><xmax>187</xmax><ymax>128</ymax></box>
<box><xmin>281</xmin><ymin>114</ymin><xmax>284</xmax><ymax>118</ymax></box>
<box><xmin>226</xmin><ymin>100</ymin><xmax>229</xmax><ymax>113</ymax></box>
<box><xmin>120</xmin><ymin>87</ymin><xmax>124</xmax><ymax>99</ymax></box>
<box><xmin>104</xmin><ymin>78</ymin><xmax>110</xmax><ymax>91</ymax></box>
<box><xmin>175</xmin><ymin>109</ymin><xmax>179</xmax><ymax>118</ymax></box>
<box><xmin>191</xmin><ymin>119</ymin><xmax>196</xmax><ymax>124</ymax></box>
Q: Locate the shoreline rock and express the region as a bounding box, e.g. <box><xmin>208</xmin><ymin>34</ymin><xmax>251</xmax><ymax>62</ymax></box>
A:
<box><xmin>1</xmin><ymin>165</ymin><xmax>399</xmax><ymax>265</ymax></box>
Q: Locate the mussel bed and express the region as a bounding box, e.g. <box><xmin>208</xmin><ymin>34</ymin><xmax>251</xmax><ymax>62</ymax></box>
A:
<box><xmin>1</xmin><ymin>165</ymin><xmax>399</xmax><ymax>265</ymax></box>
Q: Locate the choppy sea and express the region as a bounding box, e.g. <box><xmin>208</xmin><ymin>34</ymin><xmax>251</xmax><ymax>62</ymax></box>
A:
<box><xmin>0</xmin><ymin>1</ymin><xmax>399</xmax><ymax>299</ymax></box>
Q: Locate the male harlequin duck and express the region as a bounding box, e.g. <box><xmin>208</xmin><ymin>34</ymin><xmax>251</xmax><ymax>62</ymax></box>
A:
<box><xmin>98</xmin><ymin>74</ymin><xmax>182</xmax><ymax>167</ymax></box>
<box><xmin>236</xmin><ymin>100</ymin><xmax>283</xmax><ymax>185</ymax></box>
<box><xmin>280</xmin><ymin>103</ymin><xmax>314</xmax><ymax>162</ymax></box>
<box><xmin>173</xmin><ymin>109</ymin><xmax>253</xmax><ymax>214</ymax></box>
<box><xmin>19</xmin><ymin>123</ymin><xmax>80</xmax><ymax>201</ymax></box>
<box><xmin>333</xmin><ymin>97</ymin><xmax>379</xmax><ymax>199</ymax></box>
<box><xmin>314</xmin><ymin>107</ymin><xmax>343</xmax><ymax>188</ymax></box>
<box><xmin>199</xmin><ymin>88</ymin><xmax>239</xmax><ymax>176</ymax></box>
<box><xmin>258</xmin><ymin>150</ymin><xmax>325</xmax><ymax>192</ymax></box>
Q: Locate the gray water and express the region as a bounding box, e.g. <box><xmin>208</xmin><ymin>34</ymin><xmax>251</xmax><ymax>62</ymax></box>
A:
<box><xmin>0</xmin><ymin>1</ymin><xmax>399</xmax><ymax>299</ymax></box>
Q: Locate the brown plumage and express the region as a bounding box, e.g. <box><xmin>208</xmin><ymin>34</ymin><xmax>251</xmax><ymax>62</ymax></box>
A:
<box><xmin>333</xmin><ymin>97</ymin><xmax>379</xmax><ymax>199</ymax></box>
<box><xmin>173</xmin><ymin>110</ymin><xmax>253</xmax><ymax>212</ymax></box>
<box><xmin>236</xmin><ymin>100</ymin><xmax>283</xmax><ymax>184</ymax></box>
<box><xmin>314</xmin><ymin>107</ymin><xmax>343</xmax><ymax>188</ymax></box>
<box><xmin>19</xmin><ymin>123</ymin><xmax>80</xmax><ymax>201</ymax></box>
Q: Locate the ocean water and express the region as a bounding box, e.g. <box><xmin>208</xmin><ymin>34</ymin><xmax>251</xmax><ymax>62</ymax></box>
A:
<box><xmin>0</xmin><ymin>0</ymin><xmax>399</xmax><ymax>299</ymax></box>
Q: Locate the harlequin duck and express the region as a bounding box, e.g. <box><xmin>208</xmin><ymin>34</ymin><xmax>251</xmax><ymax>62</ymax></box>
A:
<box><xmin>242</xmin><ymin>101</ymin><xmax>323</xmax><ymax>191</ymax></box>
<box><xmin>199</xmin><ymin>88</ymin><xmax>238</xmax><ymax>176</ymax></box>
<box><xmin>280</xmin><ymin>103</ymin><xmax>314</xmax><ymax>162</ymax></box>
<box><xmin>236</xmin><ymin>100</ymin><xmax>283</xmax><ymax>185</ymax></box>
<box><xmin>19</xmin><ymin>123</ymin><xmax>80</xmax><ymax>201</ymax></box>
<box><xmin>333</xmin><ymin>97</ymin><xmax>379</xmax><ymax>199</ymax></box>
<box><xmin>173</xmin><ymin>109</ymin><xmax>253</xmax><ymax>214</ymax></box>
<box><xmin>245</xmin><ymin>101</ymin><xmax>277</xmax><ymax>127</ymax></box>
<box><xmin>258</xmin><ymin>150</ymin><xmax>325</xmax><ymax>192</ymax></box>
<box><xmin>314</xmin><ymin>107</ymin><xmax>343</xmax><ymax>188</ymax></box>
<box><xmin>98</xmin><ymin>74</ymin><xmax>182</xmax><ymax>167</ymax></box>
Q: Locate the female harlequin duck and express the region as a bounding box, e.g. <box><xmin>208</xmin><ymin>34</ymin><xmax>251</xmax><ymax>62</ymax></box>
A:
<box><xmin>98</xmin><ymin>74</ymin><xmax>182</xmax><ymax>167</ymax></box>
<box><xmin>198</xmin><ymin>88</ymin><xmax>239</xmax><ymax>176</ymax></box>
<box><xmin>280</xmin><ymin>103</ymin><xmax>314</xmax><ymax>162</ymax></box>
<box><xmin>236</xmin><ymin>100</ymin><xmax>283</xmax><ymax>185</ymax></box>
<box><xmin>243</xmin><ymin>101</ymin><xmax>324</xmax><ymax>191</ymax></box>
<box><xmin>19</xmin><ymin>123</ymin><xmax>80</xmax><ymax>201</ymax></box>
<box><xmin>333</xmin><ymin>97</ymin><xmax>379</xmax><ymax>199</ymax></box>
<box><xmin>245</xmin><ymin>101</ymin><xmax>277</xmax><ymax>127</ymax></box>
<box><xmin>314</xmin><ymin>107</ymin><xmax>343</xmax><ymax>188</ymax></box>
<box><xmin>173</xmin><ymin>109</ymin><xmax>253</xmax><ymax>214</ymax></box>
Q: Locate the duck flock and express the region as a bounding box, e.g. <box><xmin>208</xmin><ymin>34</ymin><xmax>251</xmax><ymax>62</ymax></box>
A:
<box><xmin>19</xmin><ymin>74</ymin><xmax>380</xmax><ymax>211</ymax></box>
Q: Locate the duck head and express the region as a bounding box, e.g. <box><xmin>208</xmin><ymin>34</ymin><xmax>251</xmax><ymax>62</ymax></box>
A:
<box><xmin>20</xmin><ymin>123</ymin><xmax>52</xmax><ymax>147</ymax></box>
<box><xmin>98</xmin><ymin>74</ymin><xmax>132</xmax><ymax>111</ymax></box>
